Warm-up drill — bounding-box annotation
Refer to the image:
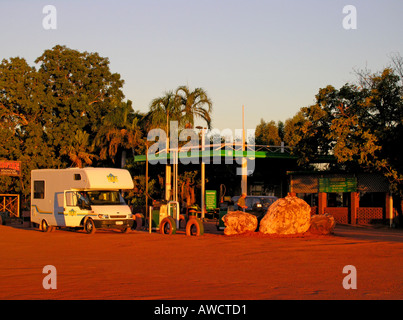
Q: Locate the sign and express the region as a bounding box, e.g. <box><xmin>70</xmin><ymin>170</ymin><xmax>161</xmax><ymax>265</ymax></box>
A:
<box><xmin>319</xmin><ymin>177</ymin><xmax>357</xmax><ymax>193</ymax></box>
<box><xmin>205</xmin><ymin>190</ymin><xmax>217</xmax><ymax>210</ymax></box>
<box><xmin>0</xmin><ymin>161</ymin><xmax>22</xmax><ymax>176</ymax></box>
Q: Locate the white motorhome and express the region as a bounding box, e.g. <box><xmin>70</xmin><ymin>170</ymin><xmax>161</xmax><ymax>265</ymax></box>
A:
<box><xmin>31</xmin><ymin>168</ymin><xmax>134</xmax><ymax>234</ymax></box>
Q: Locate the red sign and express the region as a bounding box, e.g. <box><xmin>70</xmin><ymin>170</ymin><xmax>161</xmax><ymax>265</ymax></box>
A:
<box><xmin>0</xmin><ymin>161</ymin><xmax>22</xmax><ymax>176</ymax></box>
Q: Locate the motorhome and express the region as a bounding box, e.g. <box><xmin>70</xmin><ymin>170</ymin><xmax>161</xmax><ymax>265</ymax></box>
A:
<box><xmin>31</xmin><ymin>168</ymin><xmax>134</xmax><ymax>234</ymax></box>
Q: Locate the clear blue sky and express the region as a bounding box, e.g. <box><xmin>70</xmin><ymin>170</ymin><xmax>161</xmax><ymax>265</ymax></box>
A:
<box><xmin>1</xmin><ymin>0</ymin><xmax>402</xmax><ymax>132</ymax></box>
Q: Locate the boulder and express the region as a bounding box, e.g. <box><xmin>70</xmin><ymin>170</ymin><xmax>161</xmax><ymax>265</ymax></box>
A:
<box><xmin>309</xmin><ymin>213</ymin><xmax>336</xmax><ymax>235</ymax></box>
<box><xmin>222</xmin><ymin>211</ymin><xmax>258</xmax><ymax>235</ymax></box>
<box><xmin>259</xmin><ymin>194</ymin><xmax>311</xmax><ymax>235</ymax></box>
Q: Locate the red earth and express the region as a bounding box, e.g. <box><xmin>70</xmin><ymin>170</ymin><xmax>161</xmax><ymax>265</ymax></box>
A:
<box><xmin>0</xmin><ymin>221</ymin><xmax>402</xmax><ymax>300</ymax></box>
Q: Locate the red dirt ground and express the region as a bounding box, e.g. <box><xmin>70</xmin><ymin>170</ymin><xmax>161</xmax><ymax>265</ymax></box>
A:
<box><xmin>0</xmin><ymin>221</ymin><xmax>402</xmax><ymax>300</ymax></box>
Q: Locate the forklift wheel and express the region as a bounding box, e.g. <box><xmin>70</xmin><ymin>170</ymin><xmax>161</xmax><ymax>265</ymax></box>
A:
<box><xmin>186</xmin><ymin>219</ymin><xmax>204</xmax><ymax>236</ymax></box>
<box><xmin>160</xmin><ymin>217</ymin><xmax>177</xmax><ymax>235</ymax></box>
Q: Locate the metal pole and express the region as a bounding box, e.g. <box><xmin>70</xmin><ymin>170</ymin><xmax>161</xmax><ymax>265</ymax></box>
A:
<box><xmin>165</xmin><ymin>136</ymin><xmax>171</xmax><ymax>201</ymax></box>
<box><xmin>145</xmin><ymin>143</ymin><xmax>149</xmax><ymax>221</ymax></box>
<box><xmin>175</xmin><ymin>150</ymin><xmax>178</xmax><ymax>202</ymax></box>
<box><xmin>201</xmin><ymin>128</ymin><xmax>205</xmax><ymax>220</ymax></box>
<box><xmin>173</xmin><ymin>148</ymin><xmax>178</xmax><ymax>202</ymax></box>
<box><xmin>241</xmin><ymin>105</ymin><xmax>247</xmax><ymax>195</ymax></box>
<box><xmin>165</xmin><ymin>116</ymin><xmax>171</xmax><ymax>202</ymax></box>
<box><xmin>149</xmin><ymin>206</ymin><xmax>152</xmax><ymax>234</ymax></box>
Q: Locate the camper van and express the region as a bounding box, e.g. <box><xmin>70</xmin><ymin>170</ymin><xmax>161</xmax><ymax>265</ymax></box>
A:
<box><xmin>31</xmin><ymin>168</ymin><xmax>134</xmax><ymax>234</ymax></box>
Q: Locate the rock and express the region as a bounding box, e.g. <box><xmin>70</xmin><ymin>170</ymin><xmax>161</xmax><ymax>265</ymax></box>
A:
<box><xmin>259</xmin><ymin>194</ymin><xmax>311</xmax><ymax>235</ymax></box>
<box><xmin>309</xmin><ymin>214</ymin><xmax>336</xmax><ymax>235</ymax></box>
<box><xmin>222</xmin><ymin>211</ymin><xmax>258</xmax><ymax>235</ymax></box>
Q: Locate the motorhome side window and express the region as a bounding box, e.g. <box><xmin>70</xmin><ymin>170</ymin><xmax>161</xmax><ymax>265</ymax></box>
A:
<box><xmin>33</xmin><ymin>180</ymin><xmax>45</xmax><ymax>199</ymax></box>
<box><xmin>74</xmin><ymin>174</ymin><xmax>81</xmax><ymax>180</ymax></box>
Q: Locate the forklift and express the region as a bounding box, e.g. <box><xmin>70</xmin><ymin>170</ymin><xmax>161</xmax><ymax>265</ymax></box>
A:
<box><xmin>148</xmin><ymin>200</ymin><xmax>204</xmax><ymax>236</ymax></box>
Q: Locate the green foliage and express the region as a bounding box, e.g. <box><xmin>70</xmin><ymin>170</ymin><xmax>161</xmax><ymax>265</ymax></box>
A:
<box><xmin>178</xmin><ymin>170</ymin><xmax>201</xmax><ymax>207</ymax></box>
<box><xmin>149</xmin><ymin>91</ymin><xmax>181</xmax><ymax>132</ymax></box>
<box><xmin>126</xmin><ymin>175</ymin><xmax>157</xmax><ymax>208</ymax></box>
<box><xmin>60</xmin><ymin>130</ymin><xmax>98</xmax><ymax>168</ymax></box>
<box><xmin>255</xmin><ymin>119</ymin><xmax>281</xmax><ymax>145</ymax></box>
<box><xmin>256</xmin><ymin>55</ymin><xmax>403</xmax><ymax>195</ymax></box>
<box><xmin>289</xmin><ymin>67</ymin><xmax>403</xmax><ymax>195</ymax></box>
<box><xmin>95</xmin><ymin>100</ymin><xmax>143</xmax><ymax>164</ymax></box>
<box><xmin>0</xmin><ymin>56</ymin><xmax>58</xmax><ymax>196</ymax></box>
<box><xmin>35</xmin><ymin>45</ymin><xmax>125</xmax><ymax>163</ymax></box>
<box><xmin>0</xmin><ymin>45</ymin><xmax>214</xmax><ymax>206</ymax></box>
<box><xmin>284</xmin><ymin>110</ymin><xmax>305</xmax><ymax>148</ymax></box>
<box><xmin>0</xmin><ymin>45</ymin><xmax>127</xmax><ymax>195</ymax></box>
<box><xmin>175</xmin><ymin>85</ymin><xmax>213</xmax><ymax>129</ymax></box>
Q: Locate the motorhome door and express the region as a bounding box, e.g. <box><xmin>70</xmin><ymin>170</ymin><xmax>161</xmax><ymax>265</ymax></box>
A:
<box><xmin>63</xmin><ymin>190</ymin><xmax>88</xmax><ymax>227</ymax></box>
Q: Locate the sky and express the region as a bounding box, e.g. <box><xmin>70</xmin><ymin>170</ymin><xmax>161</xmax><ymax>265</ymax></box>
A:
<box><xmin>1</xmin><ymin>0</ymin><xmax>402</xmax><ymax>132</ymax></box>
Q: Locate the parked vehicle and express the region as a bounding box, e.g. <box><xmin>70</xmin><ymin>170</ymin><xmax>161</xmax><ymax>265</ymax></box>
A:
<box><xmin>231</xmin><ymin>195</ymin><xmax>278</xmax><ymax>221</ymax></box>
<box><xmin>148</xmin><ymin>200</ymin><xmax>204</xmax><ymax>236</ymax></box>
<box><xmin>30</xmin><ymin>168</ymin><xmax>134</xmax><ymax>234</ymax></box>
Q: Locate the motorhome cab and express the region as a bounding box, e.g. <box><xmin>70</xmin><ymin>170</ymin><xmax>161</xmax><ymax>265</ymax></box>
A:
<box><xmin>31</xmin><ymin>168</ymin><xmax>134</xmax><ymax>234</ymax></box>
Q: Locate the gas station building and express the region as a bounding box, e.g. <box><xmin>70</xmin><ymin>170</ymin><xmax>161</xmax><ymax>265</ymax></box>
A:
<box><xmin>288</xmin><ymin>172</ymin><xmax>396</xmax><ymax>226</ymax></box>
<box><xmin>134</xmin><ymin>144</ymin><xmax>398</xmax><ymax>226</ymax></box>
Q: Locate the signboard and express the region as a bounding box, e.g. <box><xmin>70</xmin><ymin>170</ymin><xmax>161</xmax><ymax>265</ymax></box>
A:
<box><xmin>319</xmin><ymin>177</ymin><xmax>357</xmax><ymax>193</ymax></box>
<box><xmin>0</xmin><ymin>161</ymin><xmax>22</xmax><ymax>176</ymax></box>
<box><xmin>205</xmin><ymin>190</ymin><xmax>217</xmax><ymax>210</ymax></box>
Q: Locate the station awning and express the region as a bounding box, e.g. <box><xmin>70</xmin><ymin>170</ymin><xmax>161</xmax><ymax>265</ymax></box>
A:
<box><xmin>133</xmin><ymin>149</ymin><xmax>301</xmax><ymax>162</ymax></box>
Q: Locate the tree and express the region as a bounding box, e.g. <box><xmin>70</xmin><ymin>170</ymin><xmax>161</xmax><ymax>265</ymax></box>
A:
<box><xmin>0</xmin><ymin>46</ymin><xmax>128</xmax><ymax>196</ymax></box>
<box><xmin>175</xmin><ymin>85</ymin><xmax>213</xmax><ymax>129</ymax></box>
<box><xmin>149</xmin><ymin>90</ymin><xmax>181</xmax><ymax>133</ymax></box>
<box><xmin>141</xmin><ymin>85</ymin><xmax>213</xmax><ymax>206</ymax></box>
<box><xmin>126</xmin><ymin>175</ymin><xmax>158</xmax><ymax>210</ymax></box>
<box><xmin>277</xmin><ymin>121</ymin><xmax>285</xmax><ymax>141</ymax></box>
<box><xmin>179</xmin><ymin>171</ymin><xmax>199</xmax><ymax>207</ymax></box>
<box><xmin>35</xmin><ymin>45</ymin><xmax>125</xmax><ymax>163</ymax></box>
<box><xmin>328</xmin><ymin>69</ymin><xmax>403</xmax><ymax>194</ymax></box>
<box><xmin>287</xmin><ymin>86</ymin><xmax>337</xmax><ymax>165</ymax></box>
<box><xmin>255</xmin><ymin>119</ymin><xmax>281</xmax><ymax>145</ymax></box>
<box><xmin>284</xmin><ymin>110</ymin><xmax>305</xmax><ymax>147</ymax></box>
<box><xmin>0</xmin><ymin>57</ymin><xmax>57</xmax><ymax>196</ymax></box>
<box><xmin>95</xmin><ymin>100</ymin><xmax>143</xmax><ymax>166</ymax></box>
<box><xmin>291</xmin><ymin>64</ymin><xmax>403</xmax><ymax>195</ymax></box>
<box><xmin>61</xmin><ymin>130</ymin><xmax>98</xmax><ymax>168</ymax></box>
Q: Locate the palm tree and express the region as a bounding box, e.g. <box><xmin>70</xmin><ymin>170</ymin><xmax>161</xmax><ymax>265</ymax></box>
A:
<box><xmin>149</xmin><ymin>91</ymin><xmax>181</xmax><ymax>133</ymax></box>
<box><xmin>175</xmin><ymin>86</ymin><xmax>213</xmax><ymax>129</ymax></box>
<box><xmin>61</xmin><ymin>130</ymin><xmax>98</xmax><ymax>168</ymax></box>
<box><xmin>95</xmin><ymin>100</ymin><xmax>143</xmax><ymax>165</ymax></box>
<box><xmin>145</xmin><ymin>87</ymin><xmax>213</xmax><ymax>204</ymax></box>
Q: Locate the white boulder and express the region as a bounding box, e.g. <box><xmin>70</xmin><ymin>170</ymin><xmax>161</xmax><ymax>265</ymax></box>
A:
<box><xmin>259</xmin><ymin>194</ymin><xmax>311</xmax><ymax>235</ymax></box>
<box><xmin>223</xmin><ymin>211</ymin><xmax>258</xmax><ymax>236</ymax></box>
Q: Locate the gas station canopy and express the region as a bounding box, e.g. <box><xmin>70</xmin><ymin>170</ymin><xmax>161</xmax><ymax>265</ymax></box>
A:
<box><xmin>133</xmin><ymin>144</ymin><xmax>334</xmax><ymax>163</ymax></box>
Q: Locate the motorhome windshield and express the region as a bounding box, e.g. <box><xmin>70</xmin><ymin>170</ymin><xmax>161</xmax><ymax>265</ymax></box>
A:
<box><xmin>87</xmin><ymin>191</ymin><xmax>125</xmax><ymax>205</ymax></box>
